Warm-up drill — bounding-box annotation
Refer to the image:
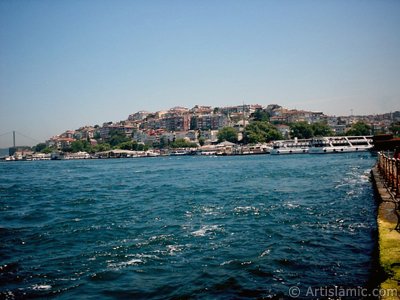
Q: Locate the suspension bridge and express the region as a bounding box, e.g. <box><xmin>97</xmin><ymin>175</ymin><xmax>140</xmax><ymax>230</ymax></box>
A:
<box><xmin>0</xmin><ymin>131</ymin><xmax>42</xmax><ymax>156</ymax></box>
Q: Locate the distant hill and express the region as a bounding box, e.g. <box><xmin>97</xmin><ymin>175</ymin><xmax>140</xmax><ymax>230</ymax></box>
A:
<box><xmin>0</xmin><ymin>148</ymin><xmax>9</xmax><ymax>157</ymax></box>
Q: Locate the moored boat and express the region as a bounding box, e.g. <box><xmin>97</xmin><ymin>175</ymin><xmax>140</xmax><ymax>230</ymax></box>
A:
<box><xmin>308</xmin><ymin>136</ymin><xmax>373</xmax><ymax>154</ymax></box>
<box><xmin>169</xmin><ymin>149</ymin><xmax>192</xmax><ymax>156</ymax></box>
<box><xmin>270</xmin><ymin>138</ymin><xmax>310</xmax><ymax>155</ymax></box>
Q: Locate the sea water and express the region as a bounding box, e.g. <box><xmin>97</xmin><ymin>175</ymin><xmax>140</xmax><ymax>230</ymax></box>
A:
<box><xmin>0</xmin><ymin>153</ymin><xmax>377</xmax><ymax>299</ymax></box>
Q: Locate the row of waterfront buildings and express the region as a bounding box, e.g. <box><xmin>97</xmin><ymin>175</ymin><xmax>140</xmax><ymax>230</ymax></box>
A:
<box><xmin>46</xmin><ymin>104</ymin><xmax>399</xmax><ymax>150</ymax></box>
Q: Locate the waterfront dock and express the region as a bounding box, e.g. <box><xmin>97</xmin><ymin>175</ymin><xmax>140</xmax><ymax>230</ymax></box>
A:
<box><xmin>371</xmin><ymin>152</ymin><xmax>400</xmax><ymax>299</ymax></box>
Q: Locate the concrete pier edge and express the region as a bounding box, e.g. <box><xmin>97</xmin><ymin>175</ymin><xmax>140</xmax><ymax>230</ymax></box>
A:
<box><xmin>371</xmin><ymin>166</ymin><xmax>400</xmax><ymax>300</ymax></box>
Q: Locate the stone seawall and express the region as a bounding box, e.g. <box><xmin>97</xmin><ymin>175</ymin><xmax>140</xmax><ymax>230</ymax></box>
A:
<box><xmin>371</xmin><ymin>166</ymin><xmax>400</xmax><ymax>300</ymax></box>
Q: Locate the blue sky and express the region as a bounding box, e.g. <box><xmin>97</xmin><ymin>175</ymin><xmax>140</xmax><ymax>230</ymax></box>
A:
<box><xmin>0</xmin><ymin>0</ymin><xmax>399</xmax><ymax>147</ymax></box>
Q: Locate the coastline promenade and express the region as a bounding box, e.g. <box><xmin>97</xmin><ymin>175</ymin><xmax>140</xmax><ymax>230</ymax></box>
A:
<box><xmin>371</xmin><ymin>152</ymin><xmax>400</xmax><ymax>299</ymax></box>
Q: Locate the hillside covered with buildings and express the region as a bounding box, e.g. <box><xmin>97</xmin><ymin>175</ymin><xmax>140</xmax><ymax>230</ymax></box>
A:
<box><xmin>35</xmin><ymin>103</ymin><xmax>399</xmax><ymax>154</ymax></box>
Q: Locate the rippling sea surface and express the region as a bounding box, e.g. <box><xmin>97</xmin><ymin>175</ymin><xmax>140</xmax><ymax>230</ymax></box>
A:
<box><xmin>0</xmin><ymin>153</ymin><xmax>377</xmax><ymax>299</ymax></box>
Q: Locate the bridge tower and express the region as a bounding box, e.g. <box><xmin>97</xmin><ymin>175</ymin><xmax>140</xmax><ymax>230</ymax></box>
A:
<box><xmin>9</xmin><ymin>131</ymin><xmax>16</xmax><ymax>156</ymax></box>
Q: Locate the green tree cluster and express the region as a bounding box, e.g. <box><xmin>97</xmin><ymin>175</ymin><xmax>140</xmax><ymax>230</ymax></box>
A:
<box><xmin>169</xmin><ymin>138</ymin><xmax>197</xmax><ymax>148</ymax></box>
<box><xmin>312</xmin><ymin>122</ymin><xmax>334</xmax><ymax>136</ymax></box>
<box><xmin>346</xmin><ymin>121</ymin><xmax>371</xmax><ymax>136</ymax></box>
<box><xmin>250</xmin><ymin>109</ymin><xmax>270</xmax><ymax>122</ymax></box>
<box><xmin>290</xmin><ymin>122</ymin><xmax>333</xmax><ymax>139</ymax></box>
<box><xmin>117</xmin><ymin>141</ymin><xmax>148</xmax><ymax>151</ymax></box>
<box><xmin>32</xmin><ymin>143</ymin><xmax>47</xmax><ymax>152</ymax></box>
<box><xmin>93</xmin><ymin>143</ymin><xmax>111</xmax><ymax>152</ymax></box>
<box><xmin>32</xmin><ymin>143</ymin><xmax>56</xmax><ymax>153</ymax></box>
<box><xmin>217</xmin><ymin>127</ymin><xmax>238</xmax><ymax>143</ymax></box>
<box><xmin>244</xmin><ymin>121</ymin><xmax>282</xmax><ymax>143</ymax></box>
<box><xmin>289</xmin><ymin>122</ymin><xmax>313</xmax><ymax>139</ymax></box>
<box><xmin>71</xmin><ymin>140</ymin><xmax>92</xmax><ymax>152</ymax></box>
<box><xmin>108</xmin><ymin>129</ymin><xmax>130</xmax><ymax>147</ymax></box>
<box><xmin>64</xmin><ymin>140</ymin><xmax>111</xmax><ymax>153</ymax></box>
<box><xmin>33</xmin><ymin>136</ymin><xmax>140</xmax><ymax>154</ymax></box>
<box><xmin>190</xmin><ymin>117</ymin><xmax>198</xmax><ymax>130</ymax></box>
<box><xmin>198</xmin><ymin>137</ymin><xmax>205</xmax><ymax>146</ymax></box>
<box><xmin>389</xmin><ymin>122</ymin><xmax>400</xmax><ymax>137</ymax></box>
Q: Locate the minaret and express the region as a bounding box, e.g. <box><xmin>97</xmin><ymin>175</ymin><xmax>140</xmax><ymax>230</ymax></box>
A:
<box><xmin>242</xmin><ymin>102</ymin><xmax>246</xmax><ymax>129</ymax></box>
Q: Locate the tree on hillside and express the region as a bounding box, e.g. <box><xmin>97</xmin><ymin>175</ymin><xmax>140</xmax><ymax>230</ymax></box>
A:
<box><xmin>115</xmin><ymin>141</ymin><xmax>148</xmax><ymax>151</ymax></box>
<box><xmin>312</xmin><ymin>122</ymin><xmax>334</xmax><ymax>137</ymax></box>
<box><xmin>244</xmin><ymin>121</ymin><xmax>282</xmax><ymax>144</ymax></box>
<box><xmin>250</xmin><ymin>109</ymin><xmax>270</xmax><ymax>122</ymax></box>
<box><xmin>71</xmin><ymin>140</ymin><xmax>93</xmax><ymax>153</ymax></box>
<box><xmin>41</xmin><ymin>147</ymin><xmax>54</xmax><ymax>154</ymax></box>
<box><xmin>159</xmin><ymin>136</ymin><xmax>168</xmax><ymax>149</ymax></box>
<box><xmin>198</xmin><ymin>137</ymin><xmax>205</xmax><ymax>146</ymax></box>
<box><xmin>170</xmin><ymin>138</ymin><xmax>198</xmax><ymax>148</ymax></box>
<box><xmin>71</xmin><ymin>140</ymin><xmax>85</xmax><ymax>152</ymax></box>
<box><xmin>389</xmin><ymin>122</ymin><xmax>400</xmax><ymax>136</ymax></box>
<box><xmin>117</xmin><ymin>141</ymin><xmax>136</xmax><ymax>150</ymax></box>
<box><xmin>33</xmin><ymin>143</ymin><xmax>47</xmax><ymax>152</ymax></box>
<box><xmin>93</xmin><ymin>132</ymin><xmax>101</xmax><ymax>140</ymax></box>
<box><xmin>190</xmin><ymin>117</ymin><xmax>197</xmax><ymax>130</ymax></box>
<box><xmin>217</xmin><ymin>127</ymin><xmax>237</xmax><ymax>143</ymax></box>
<box><xmin>93</xmin><ymin>143</ymin><xmax>111</xmax><ymax>152</ymax></box>
<box><xmin>346</xmin><ymin>121</ymin><xmax>371</xmax><ymax>136</ymax></box>
<box><xmin>108</xmin><ymin>129</ymin><xmax>130</xmax><ymax>147</ymax></box>
<box><xmin>290</xmin><ymin>122</ymin><xmax>314</xmax><ymax>139</ymax></box>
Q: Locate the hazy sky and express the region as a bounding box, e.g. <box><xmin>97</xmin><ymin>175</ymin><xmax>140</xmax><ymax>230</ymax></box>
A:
<box><xmin>1</xmin><ymin>0</ymin><xmax>399</xmax><ymax>147</ymax></box>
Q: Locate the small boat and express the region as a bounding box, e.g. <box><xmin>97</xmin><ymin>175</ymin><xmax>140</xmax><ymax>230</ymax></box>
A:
<box><xmin>198</xmin><ymin>150</ymin><xmax>217</xmax><ymax>156</ymax></box>
<box><xmin>51</xmin><ymin>152</ymin><xmax>65</xmax><ymax>160</ymax></box>
<box><xmin>169</xmin><ymin>150</ymin><xmax>191</xmax><ymax>156</ymax></box>
<box><xmin>145</xmin><ymin>150</ymin><xmax>160</xmax><ymax>157</ymax></box>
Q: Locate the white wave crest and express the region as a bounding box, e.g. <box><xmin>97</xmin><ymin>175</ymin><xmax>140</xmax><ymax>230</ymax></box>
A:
<box><xmin>32</xmin><ymin>284</ymin><xmax>52</xmax><ymax>291</ymax></box>
<box><xmin>191</xmin><ymin>225</ymin><xmax>221</xmax><ymax>237</ymax></box>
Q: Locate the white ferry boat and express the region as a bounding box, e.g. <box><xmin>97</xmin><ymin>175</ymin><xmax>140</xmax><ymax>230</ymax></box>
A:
<box><xmin>270</xmin><ymin>138</ymin><xmax>310</xmax><ymax>155</ymax></box>
<box><xmin>308</xmin><ymin>136</ymin><xmax>373</xmax><ymax>154</ymax></box>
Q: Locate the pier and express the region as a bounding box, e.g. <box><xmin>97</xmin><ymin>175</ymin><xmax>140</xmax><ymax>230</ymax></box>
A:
<box><xmin>371</xmin><ymin>152</ymin><xmax>400</xmax><ymax>299</ymax></box>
